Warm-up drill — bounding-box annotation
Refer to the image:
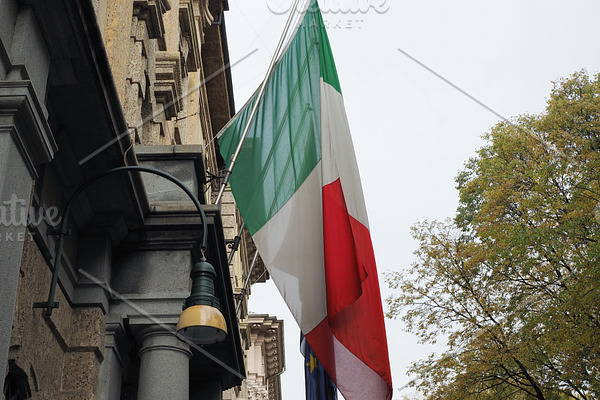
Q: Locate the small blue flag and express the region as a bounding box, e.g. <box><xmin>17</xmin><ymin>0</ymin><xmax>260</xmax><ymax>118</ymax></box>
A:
<box><xmin>301</xmin><ymin>334</ymin><xmax>338</xmax><ymax>400</ymax></box>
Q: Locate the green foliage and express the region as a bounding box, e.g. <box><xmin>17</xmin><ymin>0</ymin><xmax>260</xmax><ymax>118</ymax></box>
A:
<box><xmin>387</xmin><ymin>71</ymin><xmax>600</xmax><ymax>400</ymax></box>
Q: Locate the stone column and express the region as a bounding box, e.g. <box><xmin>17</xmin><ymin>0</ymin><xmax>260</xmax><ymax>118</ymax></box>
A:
<box><xmin>137</xmin><ymin>326</ymin><xmax>192</xmax><ymax>400</ymax></box>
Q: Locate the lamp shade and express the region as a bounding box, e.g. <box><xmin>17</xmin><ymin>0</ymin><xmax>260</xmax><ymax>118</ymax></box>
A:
<box><xmin>177</xmin><ymin>304</ymin><xmax>227</xmax><ymax>344</ymax></box>
<box><xmin>177</xmin><ymin>259</ymin><xmax>228</xmax><ymax>344</ymax></box>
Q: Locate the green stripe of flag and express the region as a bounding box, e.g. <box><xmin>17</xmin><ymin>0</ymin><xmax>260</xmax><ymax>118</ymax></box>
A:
<box><xmin>218</xmin><ymin>0</ymin><xmax>339</xmax><ymax>235</ymax></box>
<box><xmin>314</xmin><ymin>3</ymin><xmax>341</xmax><ymax>94</ymax></box>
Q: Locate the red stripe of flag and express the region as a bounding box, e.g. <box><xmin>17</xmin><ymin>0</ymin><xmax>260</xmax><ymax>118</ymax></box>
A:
<box><xmin>307</xmin><ymin>178</ymin><xmax>392</xmax><ymax>399</ymax></box>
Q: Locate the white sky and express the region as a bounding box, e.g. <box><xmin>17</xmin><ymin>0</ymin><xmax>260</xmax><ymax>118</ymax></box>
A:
<box><xmin>223</xmin><ymin>1</ymin><xmax>600</xmax><ymax>399</ymax></box>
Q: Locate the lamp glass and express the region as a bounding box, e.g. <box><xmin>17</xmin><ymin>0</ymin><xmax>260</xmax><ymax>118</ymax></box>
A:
<box><xmin>176</xmin><ymin>304</ymin><xmax>227</xmax><ymax>344</ymax></box>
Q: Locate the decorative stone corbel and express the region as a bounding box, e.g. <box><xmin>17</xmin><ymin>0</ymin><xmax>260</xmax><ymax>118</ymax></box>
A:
<box><xmin>133</xmin><ymin>0</ymin><xmax>172</xmax><ymax>50</ymax></box>
<box><xmin>154</xmin><ymin>52</ymin><xmax>183</xmax><ymax>120</ymax></box>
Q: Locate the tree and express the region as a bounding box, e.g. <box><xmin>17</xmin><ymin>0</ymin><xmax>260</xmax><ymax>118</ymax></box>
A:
<box><xmin>386</xmin><ymin>71</ymin><xmax>600</xmax><ymax>400</ymax></box>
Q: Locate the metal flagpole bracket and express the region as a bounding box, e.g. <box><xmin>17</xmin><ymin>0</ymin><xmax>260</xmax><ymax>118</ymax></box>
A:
<box><xmin>33</xmin><ymin>301</ymin><xmax>58</xmax><ymax>309</ymax></box>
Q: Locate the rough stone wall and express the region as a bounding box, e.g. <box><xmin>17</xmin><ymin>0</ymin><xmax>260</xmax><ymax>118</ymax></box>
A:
<box><xmin>102</xmin><ymin>0</ymin><xmax>132</xmax><ymax>103</ymax></box>
<box><xmin>9</xmin><ymin>235</ymin><xmax>105</xmax><ymax>399</ymax></box>
<box><xmin>100</xmin><ymin>0</ymin><xmax>214</xmax><ymax>148</ymax></box>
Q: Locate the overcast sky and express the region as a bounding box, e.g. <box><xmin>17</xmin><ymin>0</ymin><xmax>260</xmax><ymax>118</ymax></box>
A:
<box><xmin>223</xmin><ymin>1</ymin><xmax>600</xmax><ymax>398</ymax></box>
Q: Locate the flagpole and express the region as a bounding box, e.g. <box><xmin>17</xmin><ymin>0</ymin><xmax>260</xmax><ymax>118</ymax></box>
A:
<box><xmin>235</xmin><ymin>250</ymin><xmax>259</xmax><ymax>315</ymax></box>
<box><xmin>214</xmin><ymin>0</ymin><xmax>306</xmax><ymax>205</ymax></box>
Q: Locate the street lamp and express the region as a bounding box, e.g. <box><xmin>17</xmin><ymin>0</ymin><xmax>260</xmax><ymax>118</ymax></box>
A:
<box><xmin>33</xmin><ymin>166</ymin><xmax>227</xmax><ymax>344</ymax></box>
<box><xmin>176</xmin><ymin>259</ymin><xmax>227</xmax><ymax>344</ymax></box>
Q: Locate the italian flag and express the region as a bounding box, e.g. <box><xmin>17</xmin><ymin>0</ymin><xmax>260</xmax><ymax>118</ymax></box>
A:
<box><xmin>218</xmin><ymin>1</ymin><xmax>392</xmax><ymax>398</ymax></box>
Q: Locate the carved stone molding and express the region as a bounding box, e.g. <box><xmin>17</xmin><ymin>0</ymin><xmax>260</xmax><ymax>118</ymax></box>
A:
<box><xmin>196</xmin><ymin>0</ymin><xmax>215</xmax><ymax>41</ymax></box>
<box><xmin>133</xmin><ymin>0</ymin><xmax>171</xmax><ymax>50</ymax></box>
<box><xmin>104</xmin><ymin>315</ymin><xmax>130</xmax><ymax>367</ymax></box>
<box><xmin>154</xmin><ymin>51</ymin><xmax>183</xmax><ymax>119</ymax></box>
<box><xmin>247</xmin><ymin>314</ymin><xmax>284</xmax><ymax>400</ymax></box>
<box><xmin>0</xmin><ymin>80</ymin><xmax>56</xmax><ymax>179</ymax></box>
<box><xmin>179</xmin><ymin>0</ymin><xmax>202</xmax><ymax>72</ymax></box>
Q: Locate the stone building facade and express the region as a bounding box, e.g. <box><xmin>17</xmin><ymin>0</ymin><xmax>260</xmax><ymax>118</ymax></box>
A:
<box><xmin>243</xmin><ymin>315</ymin><xmax>284</xmax><ymax>400</ymax></box>
<box><xmin>0</xmin><ymin>0</ymin><xmax>283</xmax><ymax>399</ymax></box>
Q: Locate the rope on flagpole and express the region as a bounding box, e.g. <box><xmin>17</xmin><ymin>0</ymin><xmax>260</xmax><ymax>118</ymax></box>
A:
<box><xmin>214</xmin><ymin>0</ymin><xmax>306</xmax><ymax>205</ymax></box>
